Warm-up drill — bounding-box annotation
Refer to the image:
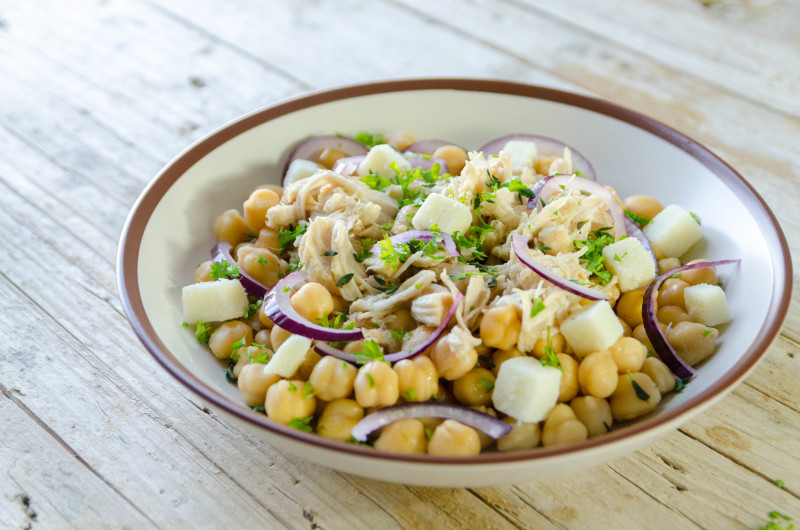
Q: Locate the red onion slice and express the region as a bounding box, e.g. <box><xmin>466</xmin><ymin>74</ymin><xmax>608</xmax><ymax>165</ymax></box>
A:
<box><xmin>528</xmin><ymin>176</ymin><xmax>553</xmax><ymax>211</ymax></box>
<box><xmin>624</xmin><ymin>217</ymin><xmax>659</xmax><ymax>269</ymax></box>
<box><xmin>404</xmin><ymin>154</ymin><xmax>450</xmax><ymax>174</ymax></box>
<box><xmin>642</xmin><ymin>259</ymin><xmax>740</xmax><ymax>380</ymax></box>
<box><xmin>536</xmin><ymin>175</ymin><xmax>627</xmax><ymax>240</ymax></box>
<box><xmin>351</xmin><ymin>402</ymin><xmax>511</xmax><ymax>442</ymax></box>
<box><xmin>402</xmin><ymin>139</ymin><xmax>456</xmax><ymax>155</ymax></box>
<box><xmin>263</xmin><ymin>271</ymin><xmax>364</xmax><ymax>342</ymax></box>
<box><xmin>369</xmin><ymin>230</ymin><xmax>460</xmax><ymax>259</ymax></box>
<box><xmin>478</xmin><ymin>133</ymin><xmax>597</xmax><ymax>181</ymax></box>
<box><xmin>283</xmin><ymin>136</ymin><xmax>368</xmax><ymax>179</ymax></box>
<box><xmin>315</xmin><ymin>292</ymin><xmax>463</xmax><ymax>364</ymax></box>
<box><xmin>332</xmin><ymin>155</ymin><xmax>365</xmax><ymax>177</ymax></box>
<box><xmin>512</xmin><ymin>233</ymin><xmax>609</xmax><ymax>301</ymax></box>
<box><xmin>211</xmin><ymin>241</ymin><xmax>271</xmax><ymax>299</ymax></box>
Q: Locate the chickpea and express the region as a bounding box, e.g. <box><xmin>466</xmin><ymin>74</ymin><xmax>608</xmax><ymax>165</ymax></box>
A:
<box><xmin>386</xmin><ymin>131</ymin><xmax>416</xmax><ymax>152</ymax></box>
<box><xmin>214</xmin><ymin>209</ymin><xmax>252</xmax><ymax>247</ymax></box>
<box><xmin>497</xmin><ymin>417</ymin><xmax>541</xmax><ymax>451</ymax></box>
<box><xmin>532</xmin><ymin>332</ymin><xmax>566</xmax><ymax>359</ymax></box>
<box><xmin>537</xmin><ymin>225</ymin><xmax>573</xmax><ymax>255</ymax></box>
<box><xmin>471</xmin><ymin>406</ymin><xmax>499</xmax><ymax>449</ymax></box>
<box><xmin>402</xmin><ymin>325</ymin><xmax>436</xmax><ymax>357</ymax></box>
<box><xmin>479</xmin><ymin>305</ymin><xmax>521</xmax><ymax>350</ymax></box>
<box><xmin>309</xmin><ymin>356</ymin><xmax>357</xmax><ymax>401</ymax></box>
<box><xmin>417</xmin><ymin>416</ymin><xmax>444</xmax><ymax>436</ymax></box>
<box><xmin>330</xmin><ymin>295</ymin><xmax>349</xmax><ymax>314</ymax></box>
<box><xmin>608</xmin><ymin>337</ymin><xmax>647</xmax><ymax>373</ymax></box>
<box><xmin>666</xmin><ymin>321</ymin><xmax>718</xmax><ymax>366</ymax></box>
<box><xmin>265</xmin><ymin>379</ymin><xmax>317</xmax><ymax>426</ymax></box>
<box><xmin>296</xmin><ymin>349</ymin><xmax>322</xmax><ymax>381</ymax></box>
<box><xmin>270</xmin><ymin>325</ymin><xmax>292</xmax><ymax>351</ymax></box>
<box><xmin>194</xmin><ymin>260</ymin><xmax>212</xmax><ymax>283</ymax></box>
<box><xmin>254</xmin><ymin>329</ymin><xmax>271</xmax><ymax>348</ymax></box>
<box><xmin>657</xmin><ymin>305</ymin><xmax>692</xmax><ymax>327</ymax></box>
<box><xmin>641</xmin><ymin>357</ymin><xmax>676</xmax><ymax>394</ymax></box>
<box><xmin>610</xmin><ymin>372</ymin><xmax>661</xmax><ymax>420</ymax></box>
<box><xmin>542</xmin><ymin>404</ymin><xmax>588</xmax><ymax>447</ymax></box>
<box><xmin>237</xmin><ymin>247</ymin><xmax>282</xmax><ymax>287</ymax></box>
<box><xmin>623</xmin><ymin>195</ymin><xmax>663</xmax><ymax>221</ymax></box>
<box><xmin>680</xmin><ymin>259</ymin><xmax>718</xmax><ymax>286</ymax></box>
<box><xmin>577</xmin><ymin>350</ymin><xmax>619</xmax><ymax>399</ymax></box>
<box><xmin>316</xmin><ymin>399</ymin><xmax>364</xmax><ymax>442</ymax></box>
<box><xmin>254</xmin><ymin>227</ymin><xmax>280</xmax><ymax>252</ymax></box>
<box><xmin>318</xmin><ymin>147</ymin><xmax>348</xmax><ymax>169</ymax></box>
<box><xmin>393</xmin><ymin>356</ymin><xmax>439</xmax><ymax>402</ymax></box>
<box><xmin>257</xmin><ymin>304</ymin><xmax>275</xmax><ymax>329</ymax></box>
<box><xmin>432</xmin><ymin>333</ymin><xmax>478</xmax><ymax>381</ymax></box>
<box><xmin>557</xmin><ymin>353</ymin><xmax>579</xmax><ymax>402</ymax></box>
<box><xmin>290</xmin><ymin>282</ymin><xmax>335</xmax><ymax>323</ymax></box>
<box><xmin>432</xmin><ymin>145</ymin><xmax>468</xmax><ymax>175</ymax></box>
<box><xmin>658</xmin><ymin>278</ymin><xmax>689</xmax><ymax>309</ymax></box>
<box><xmin>618</xmin><ymin>317</ymin><xmax>632</xmax><ymax>337</ymax></box>
<box><xmin>427</xmin><ymin>420</ymin><xmax>481</xmax><ymax>456</ymax></box>
<box><xmin>491</xmin><ymin>347</ymin><xmax>524</xmax><ymax>376</ymax></box>
<box><xmin>252</xmin><ymin>184</ymin><xmax>284</xmax><ymax>199</ymax></box>
<box><xmin>632</xmin><ymin>322</ymin><xmax>665</xmax><ymax>353</ymax></box>
<box><xmin>354</xmin><ymin>361</ymin><xmax>399</xmax><ymax>408</ymax></box>
<box><xmin>386</xmin><ymin>309</ymin><xmax>417</xmax><ymax>336</ymax></box>
<box><xmin>238</xmin><ymin>363</ymin><xmax>280</xmax><ymax>406</ymax></box>
<box><xmin>570</xmin><ymin>396</ymin><xmax>613</xmax><ymax>438</ymax></box>
<box><xmin>374</xmin><ymin>419</ymin><xmax>427</xmax><ymax>454</ymax></box>
<box><xmin>615</xmin><ymin>289</ymin><xmax>645</xmax><ymax>328</ymax></box>
<box><xmin>659</xmin><ymin>257</ymin><xmax>681</xmax><ymax>275</ymax></box>
<box><xmin>208</xmin><ymin>321</ymin><xmax>252</xmax><ymax>359</ymax></box>
<box><xmin>233</xmin><ymin>345</ymin><xmax>267</xmax><ymax>377</ymax></box>
<box><xmin>243</xmin><ymin>189</ymin><xmax>280</xmax><ymax>232</ymax></box>
<box><xmin>452</xmin><ymin>368</ymin><xmax>495</xmax><ymax>406</ymax></box>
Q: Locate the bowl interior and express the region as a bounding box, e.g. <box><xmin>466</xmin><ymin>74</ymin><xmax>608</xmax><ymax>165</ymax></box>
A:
<box><xmin>123</xmin><ymin>82</ymin><xmax>788</xmax><ymax>465</ymax></box>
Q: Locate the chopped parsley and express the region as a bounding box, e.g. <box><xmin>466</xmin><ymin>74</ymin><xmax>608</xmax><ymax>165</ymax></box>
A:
<box><xmin>352</xmin><ymin>238</ymin><xmax>374</xmax><ymax>263</ymax></box>
<box><xmin>424</xmin><ymin>428</ymin><xmax>433</xmax><ymax>440</ymax></box>
<box><xmin>573</xmin><ymin>227</ymin><xmax>614</xmax><ymax>285</ymax></box>
<box><xmin>530</xmin><ymin>298</ymin><xmax>546</xmax><ymax>318</ymax></box>
<box><xmin>372</xmin><ymin>275</ymin><xmax>400</xmax><ymax>294</ymax></box>
<box><xmin>278</xmin><ymin>260</ymin><xmax>303</xmax><ymax>279</ymax></box>
<box><xmin>353</xmin><ymin>131</ymin><xmax>385</xmax><ymax>147</ymax></box>
<box><xmin>243</xmin><ymin>297</ymin><xmax>263</xmax><ymax>319</ymax></box>
<box><xmin>777</xmin><ymin>479</ymin><xmax>785</xmax><ymax>488</ymax></box>
<box><xmin>391</xmin><ymin>327</ymin><xmax>409</xmax><ymax>342</ymax></box>
<box><xmin>478</xmin><ymin>354</ymin><xmax>495</xmax><ymax>369</ymax></box>
<box><xmin>624</xmin><ymin>209</ymin><xmax>651</xmax><ymax>226</ymax></box>
<box><xmin>630</xmin><ymin>375</ymin><xmax>651</xmax><ymax>401</ymax></box>
<box><xmin>703</xmin><ymin>329</ymin><xmax>713</xmax><ymax>337</ymax></box>
<box><xmin>336</xmin><ymin>273</ymin><xmax>354</xmax><ymax>287</ymax></box>
<box><xmin>354</xmin><ymin>339</ymin><xmax>385</xmax><ymax>365</ymax></box>
<box><xmin>613</xmin><ymin>252</ymin><xmax>627</xmax><ymax>262</ymax></box>
<box><xmin>277</xmin><ymin>224</ymin><xmax>308</xmax><ymax>254</ymax></box>
<box><xmin>540</xmin><ymin>328</ymin><xmax>561</xmax><ymax>370</ymax></box>
<box><xmin>257</xmin><ymin>254</ymin><xmax>268</xmax><ymax>266</ymax></box>
<box><xmin>365</xmin><ymin>373</ymin><xmax>375</xmax><ymax>388</ymax></box>
<box><xmin>360</xmin><ymin>172</ymin><xmax>393</xmax><ymax>192</ymax></box>
<box><xmin>288</xmin><ymin>382</ymin><xmax>298</xmax><ymax>392</ymax></box>
<box><xmin>322</xmin><ymin>250</ymin><xmax>338</xmax><ymax>256</ymax></box>
<box><xmin>303</xmin><ymin>381</ymin><xmax>317</xmax><ymax>399</ymax></box>
<box><xmin>250</xmin><ymin>405</ymin><xmax>266</xmax><ymax>414</ymax></box>
<box><xmin>230</xmin><ymin>335</ymin><xmax>248</xmax><ymax>357</ymax></box>
<box><xmin>243</xmin><ymin>231</ymin><xmax>257</xmax><ymax>242</ymax></box>
<box><xmin>760</xmin><ymin>511</ymin><xmax>793</xmax><ymax>530</ymax></box>
<box><xmin>402</xmin><ymin>389</ymin><xmax>416</xmax><ymax>401</ymax></box>
<box><xmin>690</xmin><ymin>212</ymin><xmax>702</xmax><ymax>226</ymax></box>
<box><xmin>380</xmin><ymin>222</ymin><xmax>394</xmax><ymax>231</ymax></box>
<box><xmin>209</xmin><ymin>259</ymin><xmax>241</xmax><ymax>281</ymax></box>
<box><xmin>288</xmin><ymin>415</ymin><xmax>314</xmax><ymax>432</ymax></box>
<box><xmin>193</xmin><ymin>320</ymin><xmax>213</xmax><ymax>344</ymax></box>
<box><xmin>478</xmin><ymin>378</ymin><xmax>495</xmax><ymax>392</ymax></box>
<box><xmin>315</xmin><ymin>311</ymin><xmax>354</xmax><ymax>331</ymax></box>
<box><xmin>674</xmin><ymin>376</ymin><xmax>691</xmax><ymax>392</ymax></box>
<box><xmin>248</xmin><ymin>347</ymin><xmax>270</xmax><ymax>364</ymax></box>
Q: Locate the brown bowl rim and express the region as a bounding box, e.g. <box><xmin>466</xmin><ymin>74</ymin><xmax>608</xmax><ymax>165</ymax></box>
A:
<box><xmin>117</xmin><ymin>78</ymin><xmax>793</xmax><ymax>465</ymax></box>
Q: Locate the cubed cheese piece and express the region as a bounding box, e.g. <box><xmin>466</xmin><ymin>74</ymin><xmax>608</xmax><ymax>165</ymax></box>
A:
<box><xmin>284</xmin><ymin>159</ymin><xmax>320</xmax><ymax>185</ymax></box>
<box><xmin>601</xmin><ymin>237</ymin><xmax>657</xmax><ymax>292</ymax></box>
<box><xmin>264</xmin><ymin>335</ymin><xmax>312</xmax><ymax>377</ymax></box>
<box><xmin>412</xmin><ymin>193</ymin><xmax>472</xmax><ymax>235</ymax></box>
<box><xmin>642</xmin><ymin>204</ymin><xmax>703</xmax><ymax>258</ymax></box>
<box><xmin>356</xmin><ymin>144</ymin><xmax>411</xmax><ymax>178</ymax></box>
<box><xmin>182</xmin><ymin>279</ymin><xmax>248</xmax><ymax>323</ymax></box>
<box><xmin>502</xmin><ymin>140</ymin><xmax>538</xmax><ymax>169</ymax></box>
<box><xmin>684</xmin><ymin>283</ymin><xmax>732</xmax><ymax>326</ymax></box>
<box><xmin>560</xmin><ymin>301</ymin><xmax>624</xmax><ymax>358</ymax></box>
<box><xmin>492</xmin><ymin>357</ymin><xmax>561</xmax><ymax>423</ymax></box>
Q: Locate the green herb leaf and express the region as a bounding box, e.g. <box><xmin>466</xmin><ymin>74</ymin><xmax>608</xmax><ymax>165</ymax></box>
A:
<box><xmin>402</xmin><ymin>389</ymin><xmax>416</xmax><ymax>401</ymax></box>
<box><xmin>243</xmin><ymin>298</ymin><xmax>263</xmax><ymax>319</ymax></box>
<box><xmin>288</xmin><ymin>382</ymin><xmax>298</xmax><ymax>392</ymax></box>
<box><xmin>425</xmin><ymin>428</ymin><xmax>433</xmax><ymax>440</ymax></box>
<box><xmin>613</xmin><ymin>252</ymin><xmax>627</xmax><ymax>262</ymax></box>
<box><xmin>690</xmin><ymin>212</ymin><xmax>702</xmax><ymax>226</ymax></box>
<box><xmin>630</xmin><ymin>375</ymin><xmax>651</xmax><ymax>401</ymax></box>
<box><xmin>530</xmin><ymin>298</ymin><xmax>546</xmax><ymax>318</ymax></box>
<box><xmin>540</xmin><ymin>328</ymin><xmax>561</xmax><ymax>370</ymax></box>
<box><xmin>352</xmin><ymin>238</ymin><xmax>374</xmax><ymax>263</ymax></box>
<box><xmin>353</xmin><ymin>131</ymin><xmax>385</xmax><ymax>147</ymax></box>
<box><xmin>230</xmin><ymin>335</ymin><xmax>248</xmax><ymax>357</ymax></box>
<box><xmin>391</xmin><ymin>327</ymin><xmax>408</xmax><ymax>342</ymax></box>
<box><xmin>193</xmin><ymin>320</ymin><xmax>213</xmax><ymax>344</ymax></box>
<box><xmin>224</xmin><ymin>367</ymin><xmax>237</xmax><ymax>383</ymax></box>
<box><xmin>250</xmin><ymin>405</ymin><xmax>266</xmax><ymax>414</ymax></box>
<box><xmin>322</xmin><ymin>250</ymin><xmax>338</xmax><ymax>256</ymax></box>
<box><xmin>288</xmin><ymin>415</ymin><xmax>314</xmax><ymax>432</ymax></box>
<box><xmin>478</xmin><ymin>378</ymin><xmax>495</xmax><ymax>392</ymax></box>
<box><xmin>573</xmin><ymin>228</ymin><xmax>614</xmax><ymax>285</ymax></box>
<box><xmin>336</xmin><ymin>273</ymin><xmax>355</xmax><ymax>287</ymax></box>
<box><xmin>354</xmin><ymin>339</ymin><xmax>385</xmax><ymax>365</ymax></box>
<box><xmin>257</xmin><ymin>254</ymin><xmax>268</xmax><ymax>266</ymax></box>
<box><xmin>366</xmin><ymin>372</ymin><xmax>375</xmax><ymax>388</ymax></box>
<box><xmin>209</xmin><ymin>259</ymin><xmax>241</xmax><ymax>281</ymax></box>
<box><xmin>303</xmin><ymin>381</ymin><xmax>317</xmax><ymax>399</ymax></box>
<box><xmin>277</xmin><ymin>224</ymin><xmax>308</xmax><ymax>254</ymax></box>
<box><xmin>674</xmin><ymin>376</ymin><xmax>691</xmax><ymax>392</ymax></box>
<box><xmin>624</xmin><ymin>209</ymin><xmax>651</xmax><ymax>226</ymax></box>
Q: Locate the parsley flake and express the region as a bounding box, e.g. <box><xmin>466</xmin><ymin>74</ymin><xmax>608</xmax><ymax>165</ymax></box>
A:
<box><xmin>365</xmin><ymin>373</ymin><xmax>375</xmax><ymax>388</ymax></box>
<box><xmin>288</xmin><ymin>382</ymin><xmax>297</xmax><ymax>392</ymax></box>
<box><xmin>288</xmin><ymin>415</ymin><xmax>314</xmax><ymax>432</ymax></box>
<box><xmin>540</xmin><ymin>328</ymin><xmax>561</xmax><ymax>370</ymax></box>
<box><xmin>303</xmin><ymin>381</ymin><xmax>317</xmax><ymax>399</ymax></box>
<box><xmin>402</xmin><ymin>389</ymin><xmax>416</xmax><ymax>401</ymax></box>
<box><xmin>336</xmin><ymin>273</ymin><xmax>354</xmax><ymax>287</ymax></box>
<box><xmin>354</xmin><ymin>339</ymin><xmax>385</xmax><ymax>365</ymax></box>
<box><xmin>530</xmin><ymin>298</ymin><xmax>546</xmax><ymax>318</ymax></box>
<box><xmin>353</xmin><ymin>131</ymin><xmax>385</xmax><ymax>147</ymax></box>
<box><xmin>630</xmin><ymin>375</ymin><xmax>651</xmax><ymax>401</ymax></box>
<box><xmin>209</xmin><ymin>259</ymin><xmax>241</xmax><ymax>281</ymax></box>
<box><xmin>322</xmin><ymin>250</ymin><xmax>338</xmax><ymax>256</ymax></box>
<box><xmin>193</xmin><ymin>320</ymin><xmax>213</xmax><ymax>344</ymax></box>
<box><xmin>478</xmin><ymin>378</ymin><xmax>495</xmax><ymax>392</ymax></box>
<box><xmin>624</xmin><ymin>209</ymin><xmax>651</xmax><ymax>226</ymax></box>
<box><xmin>277</xmin><ymin>224</ymin><xmax>308</xmax><ymax>254</ymax></box>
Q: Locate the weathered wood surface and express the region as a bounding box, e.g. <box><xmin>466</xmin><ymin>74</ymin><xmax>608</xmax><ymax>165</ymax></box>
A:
<box><xmin>0</xmin><ymin>0</ymin><xmax>797</xmax><ymax>528</ymax></box>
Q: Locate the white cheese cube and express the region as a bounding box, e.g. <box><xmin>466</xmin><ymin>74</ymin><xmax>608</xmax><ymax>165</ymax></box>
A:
<box><xmin>560</xmin><ymin>301</ymin><xmax>624</xmax><ymax>358</ymax></box>
<box><xmin>501</xmin><ymin>140</ymin><xmax>538</xmax><ymax>169</ymax></box>
<box><xmin>602</xmin><ymin>237</ymin><xmax>657</xmax><ymax>292</ymax></box>
<box><xmin>284</xmin><ymin>159</ymin><xmax>320</xmax><ymax>185</ymax></box>
<box><xmin>684</xmin><ymin>283</ymin><xmax>731</xmax><ymax>326</ymax></box>
<box><xmin>642</xmin><ymin>204</ymin><xmax>703</xmax><ymax>258</ymax></box>
<box><xmin>263</xmin><ymin>335</ymin><xmax>312</xmax><ymax>377</ymax></box>
<box><xmin>182</xmin><ymin>279</ymin><xmax>248</xmax><ymax>323</ymax></box>
<box><xmin>412</xmin><ymin>193</ymin><xmax>473</xmax><ymax>235</ymax></box>
<box><xmin>356</xmin><ymin>144</ymin><xmax>411</xmax><ymax>178</ymax></box>
<box><xmin>492</xmin><ymin>357</ymin><xmax>561</xmax><ymax>423</ymax></box>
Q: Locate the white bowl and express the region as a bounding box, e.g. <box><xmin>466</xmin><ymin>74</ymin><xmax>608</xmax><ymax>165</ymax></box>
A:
<box><xmin>117</xmin><ymin>79</ymin><xmax>792</xmax><ymax>487</ymax></box>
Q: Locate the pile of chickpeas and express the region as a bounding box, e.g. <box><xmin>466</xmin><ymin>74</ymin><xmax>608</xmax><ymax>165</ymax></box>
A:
<box><xmin>189</xmin><ymin>132</ymin><xmax>723</xmax><ymax>456</ymax></box>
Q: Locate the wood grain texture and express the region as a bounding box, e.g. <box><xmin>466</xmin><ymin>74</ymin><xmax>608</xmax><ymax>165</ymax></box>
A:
<box><xmin>0</xmin><ymin>0</ymin><xmax>798</xmax><ymax>528</ymax></box>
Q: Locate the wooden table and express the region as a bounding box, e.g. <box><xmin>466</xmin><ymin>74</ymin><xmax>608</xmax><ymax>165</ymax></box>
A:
<box><xmin>1</xmin><ymin>1</ymin><xmax>798</xmax><ymax>528</ymax></box>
